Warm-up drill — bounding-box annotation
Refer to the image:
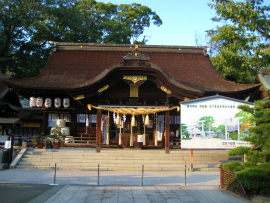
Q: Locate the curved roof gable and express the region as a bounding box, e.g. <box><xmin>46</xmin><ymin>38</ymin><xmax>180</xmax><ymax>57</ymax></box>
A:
<box><xmin>1</xmin><ymin>43</ymin><xmax>260</xmax><ymax>94</ymax></box>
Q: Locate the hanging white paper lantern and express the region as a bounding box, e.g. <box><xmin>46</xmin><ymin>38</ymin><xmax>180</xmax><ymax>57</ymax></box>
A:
<box><xmin>54</xmin><ymin>98</ymin><xmax>61</xmax><ymax>108</ymax></box>
<box><xmin>45</xmin><ymin>98</ymin><xmax>52</xmax><ymax>108</ymax></box>
<box><xmin>29</xmin><ymin>97</ymin><xmax>36</xmax><ymax>108</ymax></box>
<box><xmin>63</xmin><ymin>98</ymin><xmax>70</xmax><ymax>108</ymax></box>
<box><xmin>36</xmin><ymin>97</ymin><xmax>43</xmax><ymax>108</ymax></box>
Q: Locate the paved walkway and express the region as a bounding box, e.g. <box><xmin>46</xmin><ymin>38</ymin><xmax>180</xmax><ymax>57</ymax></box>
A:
<box><xmin>45</xmin><ymin>185</ymin><xmax>249</xmax><ymax>203</ymax></box>
<box><xmin>0</xmin><ymin>169</ymin><xmax>250</xmax><ymax>203</ymax></box>
<box><xmin>0</xmin><ymin>169</ymin><xmax>220</xmax><ymax>186</ymax></box>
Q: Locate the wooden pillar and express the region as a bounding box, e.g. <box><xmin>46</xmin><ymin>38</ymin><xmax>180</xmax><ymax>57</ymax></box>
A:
<box><xmin>42</xmin><ymin>111</ymin><xmax>48</xmax><ymax>134</ymax></box>
<box><xmin>32</xmin><ymin>126</ymin><xmax>36</xmax><ymax>145</ymax></box>
<box><xmin>71</xmin><ymin>110</ymin><xmax>76</xmax><ymax>137</ymax></box>
<box><xmin>165</xmin><ymin>111</ymin><xmax>170</xmax><ymax>153</ymax></box>
<box><xmin>190</xmin><ymin>149</ymin><xmax>194</xmax><ymax>172</ymax></box>
<box><xmin>244</xmin><ymin>153</ymin><xmax>247</xmax><ymax>162</ymax></box>
<box><xmin>106</xmin><ymin>111</ymin><xmax>110</xmax><ymax>145</ymax></box>
<box><xmin>96</xmin><ymin>109</ymin><xmax>101</xmax><ymax>152</ymax></box>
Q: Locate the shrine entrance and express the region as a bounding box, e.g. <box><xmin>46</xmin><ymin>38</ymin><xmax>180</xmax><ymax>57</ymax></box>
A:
<box><xmin>88</xmin><ymin>105</ymin><xmax>180</xmax><ymax>152</ymax></box>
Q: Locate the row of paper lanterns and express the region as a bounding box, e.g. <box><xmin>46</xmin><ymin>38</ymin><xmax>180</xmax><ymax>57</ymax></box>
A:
<box><xmin>29</xmin><ymin>97</ymin><xmax>70</xmax><ymax>108</ymax></box>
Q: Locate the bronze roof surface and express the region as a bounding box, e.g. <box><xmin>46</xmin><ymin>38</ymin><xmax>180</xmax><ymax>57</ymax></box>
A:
<box><xmin>1</xmin><ymin>43</ymin><xmax>260</xmax><ymax>94</ymax></box>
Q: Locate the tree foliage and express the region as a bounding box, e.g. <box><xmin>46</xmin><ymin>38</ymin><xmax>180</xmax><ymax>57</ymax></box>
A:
<box><xmin>231</xmin><ymin>100</ymin><xmax>270</xmax><ymax>164</ymax></box>
<box><xmin>223</xmin><ymin>101</ymin><xmax>270</xmax><ymax>196</ymax></box>
<box><xmin>0</xmin><ymin>0</ymin><xmax>162</xmax><ymax>78</ymax></box>
<box><xmin>198</xmin><ymin>116</ymin><xmax>215</xmax><ymax>131</ymax></box>
<box><xmin>181</xmin><ymin>125</ymin><xmax>189</xmax><ymax>136</ymax></box>
<box><xmin>234</xmin><ymin>110</ymin><xmax>254</xmax><ymax>133</ymax></box>
<box><xmin>208</xmin><ymin>0</ymin><xmax>270</xmax><ymax>84</ymax></box>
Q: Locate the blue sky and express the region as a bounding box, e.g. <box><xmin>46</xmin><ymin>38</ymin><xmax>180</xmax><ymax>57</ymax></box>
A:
<box><xmin>98</xmin><ymin>0</ymin><xmax>222</xmax><ymax>46</ymax></box>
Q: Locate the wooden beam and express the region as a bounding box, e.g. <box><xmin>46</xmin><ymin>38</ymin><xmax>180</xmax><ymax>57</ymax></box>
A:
<box><xmin>96</xmin><ymin>109</ymin><xmax>101</xmax><ymax>152</ymax></box>
<box><xmin>71</xmin><ymin>110</ymin><xmax>76</xmax><ymax>137</ymax></box>
<box><xmin>165</xmin><ymin>111</ymin><xmax>170</xmax><ymax>153</ymax></box>
<box><xmin>42</xmin><ymin>111</ymin><xmax>48</xmax><ymax>134</ymax></box>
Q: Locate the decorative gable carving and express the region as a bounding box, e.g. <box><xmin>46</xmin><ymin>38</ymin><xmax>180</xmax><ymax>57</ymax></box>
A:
<box><xmin>123</xmin><ymin>45</ymin><xmax>150</xmax><ymax>61</ymax></box>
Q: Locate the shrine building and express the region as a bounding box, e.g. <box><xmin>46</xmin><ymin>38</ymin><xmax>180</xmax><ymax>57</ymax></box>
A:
<box><xmin>1</xmin><ymin>43</ymin><xmax>261</xmax><ymax>153</ymax></box>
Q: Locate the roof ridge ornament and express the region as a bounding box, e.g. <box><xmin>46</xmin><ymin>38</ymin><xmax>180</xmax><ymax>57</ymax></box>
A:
<box><xmin>123</xmin><ymin>46</ymin><xmax>150</xmax><ymax>61</ymax></box>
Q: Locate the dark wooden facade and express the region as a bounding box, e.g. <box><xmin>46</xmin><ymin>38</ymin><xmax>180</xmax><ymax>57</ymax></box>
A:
<box><xmin>1</xmin><ymin>43</ymin><xmax>261</xmax><ymax>152</ymax></box>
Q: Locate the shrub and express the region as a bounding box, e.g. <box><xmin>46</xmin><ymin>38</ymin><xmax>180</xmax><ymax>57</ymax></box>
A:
<box><xmin>223</xmin><ymin>101</ymin><xmax>270</xmax><ymax>196</ymax></box>
<box><xmin>223</xmin><ymin>161</ymin><xmax>243</xmax><ymax>172</ymax></box>
<box><xmin>229</xmin><ymin>131</ymin><xmax>238</xmax><ymax>140</ymax></box>
<box><xmin>222</xmin><ymin>162</ymin><xmax>270</xmax><ymax>196</ymax></box>
<box><xmin>227</xmin><ymin>146</ymin><xmax>251</xmax><ymax>156</ymax></box>
<box><xmin>236</xmin><ymin>164</ymin><xmax>270</xmax><ymax>196</ymax></box>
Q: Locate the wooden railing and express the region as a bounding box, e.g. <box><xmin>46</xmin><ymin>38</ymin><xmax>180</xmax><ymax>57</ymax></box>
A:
<box><xmin>220</xmin><ymin>164</ymin><xmax>249</xmax><ymax>199</ymax></box>
<box><xmin>64</xmin><ymin>133</ymin><xmax>101</xmax><ymax>146</ymax></box>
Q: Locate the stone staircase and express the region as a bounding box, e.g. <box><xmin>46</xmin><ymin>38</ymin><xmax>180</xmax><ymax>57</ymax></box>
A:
<box><xmin>14</xmin><ymin>148</ymin><xmax>241</xmax><ymax>171</ymax></box>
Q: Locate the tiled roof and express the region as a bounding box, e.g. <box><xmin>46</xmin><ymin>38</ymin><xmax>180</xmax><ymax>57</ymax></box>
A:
<box><xmin>0</xmin><ymin>102</ymin><xmax>21</xmax><ymax>111</ymax></box>
<box><xmin>0</xmin><ymin>81</ymin><xmax>9</xmax><ymax>99</ymax></box>
<box><xmin>13</xmin><ymin>109</ymin><xmax>43</xmax><ymax>120</ymax></box>
<box><xmin>1</xmin><ymin>43</ymin><xmax>260</xmax><ymax>93</ymax></box>
<box><xmin>0</xmin><ymin>117</ymin><xmax>21</xmax><ymax>124</ymax></box>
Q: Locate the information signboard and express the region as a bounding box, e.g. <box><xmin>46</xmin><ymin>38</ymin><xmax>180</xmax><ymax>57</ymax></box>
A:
<box><xmin>181</xmin><ymin>96</ymin><xmax>253</xmax><ymax>149</ymax></box>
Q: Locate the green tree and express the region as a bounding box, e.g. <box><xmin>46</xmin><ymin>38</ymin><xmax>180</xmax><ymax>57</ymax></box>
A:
<box><xmin>234</xmin><ymin>110</ymin><xmax>254</xmax><ymax>135</ymax></box>
<box><xmin>223</xmin><ymin>100</ymin><xmax>270</xmax><ymax>196</ymax></box>
<box><xmin>0</xmin><ymin>0</ymin><xmax>162</xmax><ymax>78</ymax></box>
<box><xmin>198</xmin><ymin>116</ymin><xmax>215</xmax><ymax>131</ymax></box>
<box><xmin>208</xmin><ymin>0</ymin><xmax>270</xmax><ymax>84</ymax></box>
<box><xmin>181</xmin><ymin>125</ymin><xmax>189</xmax><ymax>137</ymax></box>
<box><xmin>230</xmin><ymin>100</ymin><xmax>270</xmax><ymax>164</ymax></box>
<box><xmin>216</xmin><ymin>124</ymin><xmax>225</xmax><ymax>137</ymax></box>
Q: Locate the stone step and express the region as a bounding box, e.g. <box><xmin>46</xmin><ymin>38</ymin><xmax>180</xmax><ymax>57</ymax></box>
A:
<box><xmin>22</xmin><ymin>154</ymin><xmax>238</xmax><ymax>161</ymax></box>
<box><xmin>20</xmin><ymin>156</ymin><xmax>228</xmax><ymax>164</ymax></box>
<box><xmin>26</xmin><ymin>148</ymin><xmax>230</xmax><ymax>155</ymax></box>
<box><xmin>183</xmin><ymin>156</ymin><xmax>240</xmax><ymax>161</ymax></box>
<box><xmin>18</xmin><ymin>162</ymin><xmax>51</xmax><ymax>166</ymax></box>
<box><xmin>20</xmin><ymin>159</ymin><xmax>190</xmax><ymax>164</ymax></box>
<box><xmin>17</xmin><ymin>162</ymin><xmax>190</xmax><ymax>169</ymax></box>
<box><xmin>24</xmin><ymin>151</ymin><xmax>190</xmax><ymax>157</ymax></box>
<box><xmin>18</xmin><ymin>160</ymin><xmax>222</xmax><ymax>169</ymax></box>
<box><xmin>24</xmin><ymin>152</ymin><xmax>231</xmax><ymax>159</ymax></box>
<box><xmin>15</xmin><ymin>148</ymin><xmax>238</xmax><ymax>171</ymax></box>
<box><xmin>15</xmin><ymin>165</ymin><xmax>192</xmax><ymax>171</ymax></box>
<box><xmin>27</xmin><ymin>148</ymin><xmax>229</xmax><ymax>152</ymax></box>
